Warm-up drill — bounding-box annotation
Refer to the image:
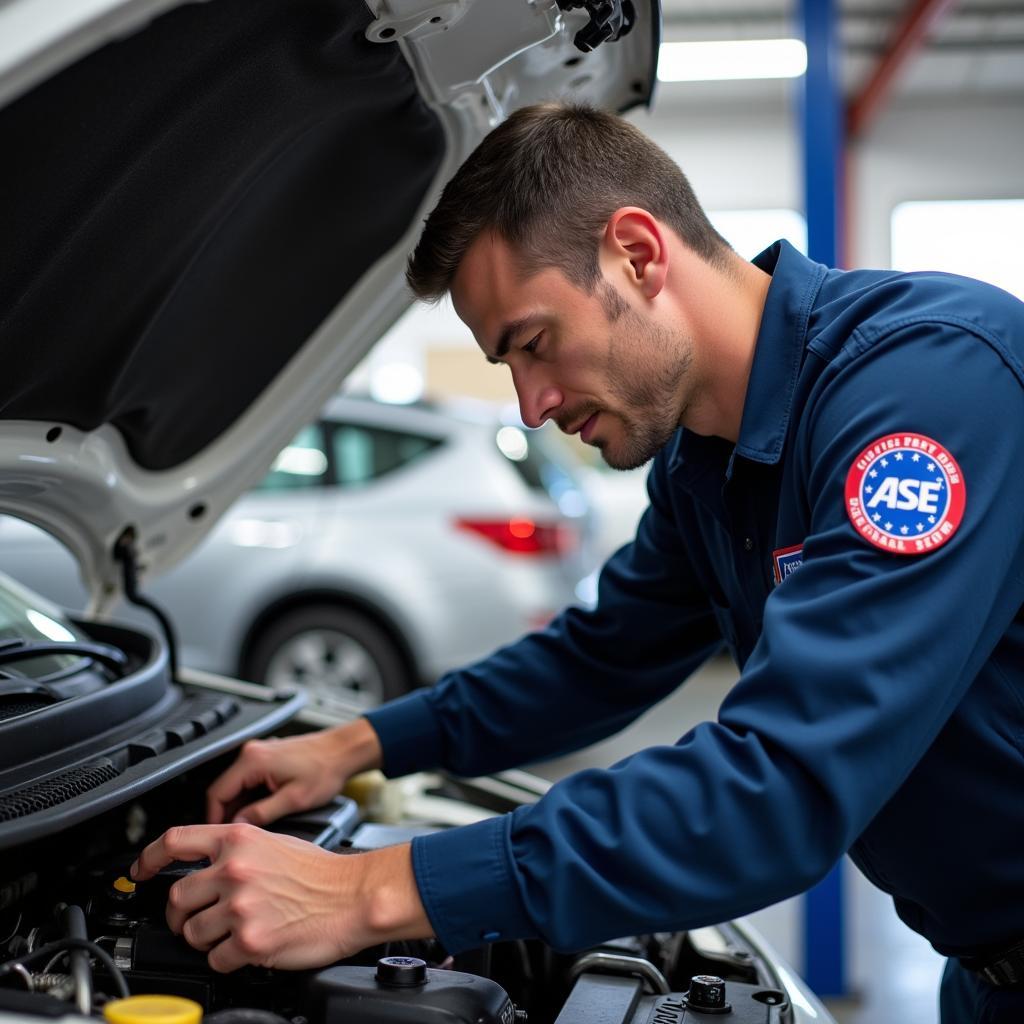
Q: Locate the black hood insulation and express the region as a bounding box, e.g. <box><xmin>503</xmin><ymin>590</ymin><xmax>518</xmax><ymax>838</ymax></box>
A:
<box><xmin>0</xmin><ymin>0</ymin><xmax>445</xmax><ymax>470</ymax></box>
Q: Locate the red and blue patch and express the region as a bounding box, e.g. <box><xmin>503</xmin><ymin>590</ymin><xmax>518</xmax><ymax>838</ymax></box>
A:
<box><xmin>844</xmin><ymin>432</ymin><xmax>966</xmax><ymax>555</ymax></box>
<box><xmin>772</xmin><ymin>544</ymin><xmax>804</xmax><ymax>585</ymax></box>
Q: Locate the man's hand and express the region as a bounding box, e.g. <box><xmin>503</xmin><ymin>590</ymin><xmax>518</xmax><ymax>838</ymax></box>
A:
<box><xmin>207</xmin><ymin>718</ymin><xmax>383</xmax><ymax>826</ymax></box>
<box><xmin>130</xmin><ymin>824</ymin><xmax>432</xmax><ymax>972</ymax></box>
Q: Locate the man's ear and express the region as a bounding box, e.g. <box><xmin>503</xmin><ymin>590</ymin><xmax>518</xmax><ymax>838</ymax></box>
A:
<box><xmin>601</xmin><ymin>207</ymin><xmax>668</xmax><ymax>300</ymax></box>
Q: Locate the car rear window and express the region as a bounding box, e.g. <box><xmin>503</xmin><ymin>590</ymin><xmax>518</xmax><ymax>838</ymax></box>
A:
<box><xmin>252</xmin><ymin>424</ymin><xmax>328</xmax><ymax>492</ymax></box>
<box><xmin>329</xmin><ymin>423</ymin><xmax>441</xmax><ymax>486</ymax></box>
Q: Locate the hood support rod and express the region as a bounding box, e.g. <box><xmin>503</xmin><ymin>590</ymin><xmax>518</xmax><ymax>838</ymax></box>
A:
<box><xmin>114</xmin><ymin>528</ymin><xmax>180</xmax><ymax>680</ymax></box>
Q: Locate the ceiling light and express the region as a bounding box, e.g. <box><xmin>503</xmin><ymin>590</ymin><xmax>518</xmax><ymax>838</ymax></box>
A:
<box><xmin>658</xmin><ymin>39</ymin><xmax>807</xmax><ymax>83</ymax></box>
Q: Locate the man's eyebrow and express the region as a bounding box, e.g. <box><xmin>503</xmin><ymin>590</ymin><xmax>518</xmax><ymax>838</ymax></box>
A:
<box><xmin>485</xmin><ymin>315</ymin><xmax>538</xmax><ymax>365</ymax></box>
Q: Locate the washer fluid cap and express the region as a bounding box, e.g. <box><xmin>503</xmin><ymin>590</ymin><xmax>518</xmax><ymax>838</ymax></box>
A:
<box><xmin>104</xmin><ymin>995</ymin><xmax>203</xmax><ymax>1024</ymax></box>
<box><xmin>376</xmin><ymin>956</ymin><xmax>427</xmax><ymax>987</ymax></box>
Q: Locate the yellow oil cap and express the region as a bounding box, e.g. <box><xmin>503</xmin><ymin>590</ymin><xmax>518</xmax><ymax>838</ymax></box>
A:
<box><xmin>112</xmin><ymin>876</ymin><xmax>136</xmax><ymax>895</ymax></box>
<box><xmin>104</xmin><ymin>996</ymin><xmax>202</xmax><ymax>1024</ymax></box>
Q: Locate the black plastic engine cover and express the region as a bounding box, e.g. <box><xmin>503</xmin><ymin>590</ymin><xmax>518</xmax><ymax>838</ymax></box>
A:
<box><xmin>308</xmin><ymin>961</ymin><xmax>515</xmax><ymax>1024</ymax></box>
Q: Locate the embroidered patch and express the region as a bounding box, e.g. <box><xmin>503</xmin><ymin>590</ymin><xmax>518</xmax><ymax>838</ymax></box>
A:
<box><xmin>844</xmin><ymin>432</ymin><xmax>966</xmax><ymax>555</ymax></box>
<box><xmin>772</xmin><ymin>544</ymin><xmax>804</xmax><ymax>584</ymax></box>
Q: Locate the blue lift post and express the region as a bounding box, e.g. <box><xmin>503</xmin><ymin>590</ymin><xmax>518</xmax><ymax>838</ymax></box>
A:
<box><xmin>798</xmin><ymin>0</ymin><xmax>847</xmax><ymax>999</ymax></box>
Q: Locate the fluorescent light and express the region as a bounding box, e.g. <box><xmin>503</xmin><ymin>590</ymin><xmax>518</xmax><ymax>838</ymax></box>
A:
<box><xmin>658</xmin><ymin>39</ymin><xmax>807</xmax><ymax>83</ymax></box>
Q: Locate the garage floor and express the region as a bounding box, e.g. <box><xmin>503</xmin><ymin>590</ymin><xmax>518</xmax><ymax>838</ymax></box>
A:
<box><xmin>531</xmin><ymin>654</ymin><xmax>945</xmax><ymax>1024</ymax></box>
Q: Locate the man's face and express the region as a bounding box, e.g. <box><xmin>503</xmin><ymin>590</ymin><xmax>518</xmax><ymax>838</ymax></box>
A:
<box><xmin>450</xmin><ymin>233</ymin><xmax>694</xmax><ymax>470</ymax></box>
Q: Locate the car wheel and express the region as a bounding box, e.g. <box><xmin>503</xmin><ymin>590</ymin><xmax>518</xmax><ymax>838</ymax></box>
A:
<box><xmin>245</xmin><ymin>605</ymin><xmax>411</xmax><ymax>711</ymax></box>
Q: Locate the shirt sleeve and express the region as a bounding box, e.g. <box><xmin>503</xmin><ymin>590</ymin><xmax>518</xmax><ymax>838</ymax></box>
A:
<box><xmin>365</xmin><ymin>449</ymin><xmax>722</xmax><ymax>779</ymax></box>
<box><xmin>408</xmin><ymin>320</ymin><xmax>1024</xmax><ymax>954</ymax></box>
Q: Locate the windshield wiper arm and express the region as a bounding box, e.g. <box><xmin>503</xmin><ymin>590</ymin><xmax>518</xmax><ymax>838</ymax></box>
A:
<box><xmin>0</xmin><ymin>639</ymin><xmax>128</xmax><ymax>673</ymax></box>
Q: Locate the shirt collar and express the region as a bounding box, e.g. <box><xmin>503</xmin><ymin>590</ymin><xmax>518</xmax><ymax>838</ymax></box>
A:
<box><xmin>669</xmin><ymin>239</ymin><xmax>827</xmax><ymax>481</ymax></box>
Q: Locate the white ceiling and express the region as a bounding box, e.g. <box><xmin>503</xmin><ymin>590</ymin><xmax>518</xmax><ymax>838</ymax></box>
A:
<box><xmin>656</xmin><ymin>0</ymin><xmax>1024</xmax><ymax>106</ymax></box>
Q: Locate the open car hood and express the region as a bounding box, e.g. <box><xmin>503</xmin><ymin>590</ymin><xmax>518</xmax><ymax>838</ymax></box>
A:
<box><xmin>0</xmin><ymin>0</ymin><xmax>659</xmax><ymax>613</ymax></box>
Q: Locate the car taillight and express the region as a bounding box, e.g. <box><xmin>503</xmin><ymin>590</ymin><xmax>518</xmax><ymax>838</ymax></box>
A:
<box><xmin>455</xmin><ymin>518</ymin><xmax>577</xmax><ymax>556</ymax></box>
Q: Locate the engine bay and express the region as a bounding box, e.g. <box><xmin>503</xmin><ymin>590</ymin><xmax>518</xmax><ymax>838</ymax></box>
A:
<box><xmin>0</xmin><ymin>756</ymin><xmax>794</xmax><ymax>1024</ymax></box>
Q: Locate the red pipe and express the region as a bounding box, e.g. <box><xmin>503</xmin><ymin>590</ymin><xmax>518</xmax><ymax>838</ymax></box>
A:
<box><xmin>847</xmin><ymin>0</ymin><xmax>958</xmax><ymax>140</ymax></box>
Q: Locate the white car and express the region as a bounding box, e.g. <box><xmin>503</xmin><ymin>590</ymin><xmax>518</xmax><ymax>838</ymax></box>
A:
<box><xmin>0</xmin><ymin>0</ymin><xmax>834</xmax><ymax>1021</ymax></box>
<box><xmin>0</xmin><ymin>395</ymin><xmax>595</xmax><ymax>711</ymax></box>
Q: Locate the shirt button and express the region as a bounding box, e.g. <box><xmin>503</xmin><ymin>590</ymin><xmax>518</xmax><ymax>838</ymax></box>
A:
<box><xmin>743</xmin><ymin>537</ymin><xmax>754</xmax><ymax>551</ymax></box>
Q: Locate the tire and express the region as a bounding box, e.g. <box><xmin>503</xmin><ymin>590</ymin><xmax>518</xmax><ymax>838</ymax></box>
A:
<box><xmin>243</xmin><ymin>604</ymin><xmax>411</xmax><ymax>711</ymax></box>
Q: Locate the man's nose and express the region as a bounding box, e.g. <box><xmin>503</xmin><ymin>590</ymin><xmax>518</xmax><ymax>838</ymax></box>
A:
<box><xmin>514</xmin><ymin>374</ymin><xmax>563</xmax><ymax>429</ymax></box>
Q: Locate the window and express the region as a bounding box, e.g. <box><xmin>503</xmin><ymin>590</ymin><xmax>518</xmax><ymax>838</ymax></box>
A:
<box><xmin>329</xmin><ymin>423</ymin><xmax>440</xmax><ymax>487</ymax></box>
<box><xmin>891</xmin><ymin>199</ymin><xmax>1024</xmax><ymax>301</ymax></box>
<box><xmin>252</xmin><ymin>424</ymin><xmax>328</xmax><ymax>492</ymax></box>
<box><xmin>708</xmin><ymin>209</ymin><xmax>807</xmax><ymax>260</ymax></box>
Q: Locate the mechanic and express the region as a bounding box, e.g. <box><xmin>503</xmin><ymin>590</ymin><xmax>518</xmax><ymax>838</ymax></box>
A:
<box><xmin>133</xmin><ymin>104</ymin><xmax>1024</xmax><ymax>1022</ymax></box>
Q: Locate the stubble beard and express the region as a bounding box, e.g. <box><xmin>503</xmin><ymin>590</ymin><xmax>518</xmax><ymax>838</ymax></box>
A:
<box><xmin>597</xmin><ymin>302</ymin><xmax>694</xmax><ymax>471</ymax></box>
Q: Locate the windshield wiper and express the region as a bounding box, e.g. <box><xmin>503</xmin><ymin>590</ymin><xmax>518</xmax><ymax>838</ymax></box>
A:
<box><xmin>0</xmin><ymin>638</ymin><xmax>128</xmax><ymax>673</ymax></box>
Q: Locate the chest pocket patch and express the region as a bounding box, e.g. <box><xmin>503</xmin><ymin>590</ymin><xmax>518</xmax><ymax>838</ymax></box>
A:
<box><xmin>772</xmin><ymin>544</ymin><xmax>804</xmax><ymax>585</ymax></box>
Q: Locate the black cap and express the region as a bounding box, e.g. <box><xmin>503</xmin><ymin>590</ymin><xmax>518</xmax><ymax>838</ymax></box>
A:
<box><xmin>685</xmin><ymin>975</ymin><xmax>731</xmax><ymax>1014</ymax></box>
<box><xmin>375</xmin><ymin>957</ymin><xmax>427</xmax><ymax>987</ymax></box>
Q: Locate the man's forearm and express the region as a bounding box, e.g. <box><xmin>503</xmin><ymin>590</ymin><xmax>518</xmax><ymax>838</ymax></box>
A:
<box><xmin>336</xmin><ymin>716</ymin><xmax>384</xmax><ymax>775</ymax></box>
<box><xmin>359</xmin><ymin>842</ymin><xmax>434</xmax><ymax>942</ymax></box>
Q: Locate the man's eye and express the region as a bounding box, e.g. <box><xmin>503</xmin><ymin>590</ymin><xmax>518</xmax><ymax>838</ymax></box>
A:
<box><xmin>523</xmin><ymin>334</ymin><xmax>541</xmax><ymax>354</ymax></box>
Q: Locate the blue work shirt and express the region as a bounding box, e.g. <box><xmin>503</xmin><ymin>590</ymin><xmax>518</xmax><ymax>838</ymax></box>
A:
<box><xmin>367</xmin><ymin>240</ymin><xmax>1024</xmax><ymax>960</ymax></box>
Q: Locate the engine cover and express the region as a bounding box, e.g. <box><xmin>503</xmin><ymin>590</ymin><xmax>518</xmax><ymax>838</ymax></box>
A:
<box><xmin>309</xmin><ymin>958</ymin><xmax>515</xmax><ymax>1024</ymax></box>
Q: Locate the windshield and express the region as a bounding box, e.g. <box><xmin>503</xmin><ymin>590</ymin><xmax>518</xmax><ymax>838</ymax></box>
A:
<box><xmin>0</xmin><ymin>574</ymin><xmax>91</xmax><ymax>680</ymax></box>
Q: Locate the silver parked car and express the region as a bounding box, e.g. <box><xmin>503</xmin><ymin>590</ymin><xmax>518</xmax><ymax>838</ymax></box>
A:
<box><xmin>0</xmin><ymin>395</ymin><xmax>594</xmax><ymax>710</ymax></box>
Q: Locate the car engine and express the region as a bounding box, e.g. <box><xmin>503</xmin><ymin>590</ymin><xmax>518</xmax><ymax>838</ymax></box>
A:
<box><xmin>0</xmin><ymin>759</ymin><xmax>795</xmax><ymax>1024</ymax></box>
<box><xmin>0</xmin><ymin>587</ymin><xmax>802</xmax><ymax>1024</ymax></box>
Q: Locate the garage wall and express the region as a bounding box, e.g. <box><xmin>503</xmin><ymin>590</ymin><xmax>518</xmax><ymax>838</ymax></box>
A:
<box><xmin>629</xmin><ymin>100</ymin><xmax>800</xmax><ymax>214</ymax></box>
<box><xmin>849</xmin><ymin>96</ymin><xmax>1024</xmax><ymax>268</ymax></box>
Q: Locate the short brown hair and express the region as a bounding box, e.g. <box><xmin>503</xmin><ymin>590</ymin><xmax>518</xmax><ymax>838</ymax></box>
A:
<box><xmin>406</xmin><ymin>103</ymin><xmax>730</xmax><ymax>301</ymax></box>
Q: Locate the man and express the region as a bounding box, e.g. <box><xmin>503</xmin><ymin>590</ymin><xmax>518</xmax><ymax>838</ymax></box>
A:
<box><xmin>133</xmin><ymin>104</ymin><xmax>1024</xmax><ymax>1021</ymax></box>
